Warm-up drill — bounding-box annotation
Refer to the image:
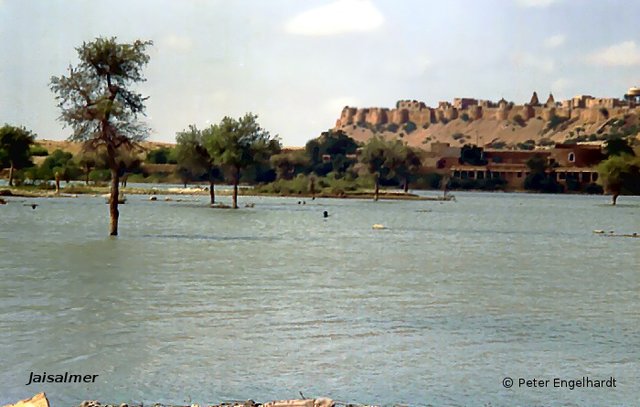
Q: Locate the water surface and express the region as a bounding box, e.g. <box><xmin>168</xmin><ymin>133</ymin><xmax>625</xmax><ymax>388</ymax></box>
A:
<box><xmin>1</xmin><ymin>191</ymin><xmax>638</xmax><ymax>406</ymax></box>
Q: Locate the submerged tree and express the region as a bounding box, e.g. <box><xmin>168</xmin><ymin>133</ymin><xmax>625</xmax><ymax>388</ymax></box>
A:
<box><xmin>597</xmin><ymin>154</ymin><xmax>640</xmax><ymax>205</ymax></box>
<box><xmin>0</xmin><ymin>124</ymin><xmax>36</xmax><ymax>186</ymax></box>
<box><xmin>359</xmin><ymin>136</ymin><xmax>394</xmax><ymax>201</ymax></box>
<box><xmin>206</xmin><ymin>113</ymin><xmax>281</xmax><ymax>208</ymax></box>
<box><xmin>396</xmin><ymin>145</ymin><xmax>423</xmax><ymax>193</ymax></box>
<box><xmin>51</xmin><ymin>37</ymin><xmax>152</xmax><ymax>235</ymax></box>
<box><xmin>176</xmin><ymin>125</ymin><xmax>218</xmax><ymax>204</ymax></box>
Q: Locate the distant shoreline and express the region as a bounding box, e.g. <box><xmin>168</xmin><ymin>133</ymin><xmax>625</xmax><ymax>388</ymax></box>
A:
<box><xmin>0</xmin><ymin>186</ymin><xmax>450</xmax><ymax>201</ymax></box>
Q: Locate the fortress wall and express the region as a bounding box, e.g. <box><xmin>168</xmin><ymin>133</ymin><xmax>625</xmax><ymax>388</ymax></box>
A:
<box><xmin>366</xmin><ymin>108</ymin><xmax>389</xmax><ymax>125</ymax></box>
<box><xmin>338</xmin><ymin>107</ymin><xmax>357</xmax><ymax>126</ymax></box>
<box><xmin>495</xmin><ymin>106</ymin><xmax>509</xmax><ymax>121</ymax></box>
<box><xmin>507</xmin><ymin>105</ymin><xmax>534</xmax><ymax>121</ymax></box>
<box><xmin>390</xmin><ymin>108</ymin><xmax>410</xmax><ymax>124</ymax></box>
<box><xmin>442</xmin><ymin>107</ymin><xmax>459</xmax><ymax>121</ymax></box>
<box><xmin>467</xmin><ymin>105</ymin><xmax>483</xmax><ymax>120</ymax></box>
<box><xmin>408</xmin><ymin>109</ymin><xmax>432</xmax><ymax>126</ymax></box>
<box><xmin>541</xmin><ymin>107</ymin><xmax>556</xmax><ymax>121</ymax></box>
<box><xmin>397</xmin><ymin>100</ymin><xmax>427</xmax><ymax>110</ymax></box>
<box><xmin>354</xmin><ymin>109</ymin><xmax>368</xmax><ymax>124</ymax></box>
<box><xmin>555</xmin><ymin>107</ymin><xmax>571</xmax><ymax>119</ymax></box>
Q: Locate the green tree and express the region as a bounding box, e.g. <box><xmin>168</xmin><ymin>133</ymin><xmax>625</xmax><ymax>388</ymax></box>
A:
<box><xmin>76</xmin><ymin>149</ymin><xmax>104</xmax><ymax>185</ymax></box>
<box><xmin>146</xmin><ymin>146</ymin><xmax>177</xmax><ymax>164</ymax></box>
<box><xmin>396</xmin><ymin>145</ymin><xmax>422</xmax><ymax>192</ymax></box>
<box><xmin>359</xmin><ymin>136</ymin><xmax>407</xmax><ymax>201</ymax></box>
<box><xmin>604</xmin><ymin>138</ymin><xmax>635</xmax><ymax>157</ymax></box>
<box><xmin>270</xmin><ymin>150</ymin><xmax>309</xmax><ymax>180</ymax></box>
<box><xmin>305</xmin><ymin>129</ymin><xmax>358</xmax><ymax>176</ymax></box>
<box><xmin>524</xmin><ymin>154</ymin><xmax>562</xmax><ymax>193</ymax></box>
<box><xmin>206</xmin><ymin>114</ymin><xmax>281</xmax><ymax>208</ymax></box>
<box><xmin>0</xmin><ymin>124</ymin><xmax>36</xmax><ymax>186</ymax></box>
<box><xmin>38</xmin><ymin>149</ymin><xmax>81</xmax><ymax>183</ymax></box>
<box><xmin>175</xmin><ymin>125</ymin><xmax>218</xmax><ymax>204</ymax></box>
<box><xmin>459</xmin><ymin>144</ymin><xmax>487</xmax><ymax>165</ymax></box>
<box><xmin>596</xmin><ymin>155</ymin><xmax>640</xmax><ymax>205</ymax></box>
<box><xmin>51</xmin><ymin>37</ymin><xmax>152</xmax><ymax>235</ymax></box>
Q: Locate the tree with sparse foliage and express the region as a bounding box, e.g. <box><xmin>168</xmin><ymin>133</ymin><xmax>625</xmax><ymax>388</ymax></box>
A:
<box><xmin>50</xmin><ymin>37</ymin><xmax>152</xmax><ymax>235</ymax></box>
<box><xmin>0</xmin><ymin>124</ymin><xmax>36</xmax><ymax>186</ymax></box>
<box><xmin>176</xmin><ymin>125</ymin><xmax>218</xmax><ymax>204</ymax></box>
<box><xmin>206</xmin><ymin>113</ymin><xmax>281</xmax><ymax>208</ymax></box>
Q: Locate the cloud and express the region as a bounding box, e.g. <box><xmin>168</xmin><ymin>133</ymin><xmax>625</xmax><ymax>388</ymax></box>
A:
<box><xmin>551</xmin><ymin>78</ymin><xmax>570</xmax><ymax>93</ymax></box>
<box><xmin>285</xmin><ymin>0</ymin><xmax>384</xmax><ymax>36</ymax></box>
<box><xmin>162</xmin><ymin>34</ymin><xmax>193</xmax><ymax>52</ymax></box>
<box><xmin>323</xmin><ymin>96</ymin><xmax>362</xmax><ymax>114</ymax></box>
<box><xmin>544</xmin><ymin>34</ymin><xmax>565</xmax><ymax>48</ymax></box>
<box><xmin>587</xmin><ymin>41</ymin><xmax>640</xmax><ymax>66</ymax></box>
<box><xmin>516</xmin><ymin>0</ymin><xmax>557</xmax><ymax>7</ymax></box>
<box><xmin>512</xmin><ymin>53</ymin><xmax>555</xmax><ymax>73</ymax></box>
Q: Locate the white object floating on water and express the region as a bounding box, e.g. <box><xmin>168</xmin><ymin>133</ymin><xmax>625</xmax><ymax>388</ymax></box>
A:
<box><xmin>593</xmin><ymin>230</ymin><xmax>605</xmax><ymax>234</ymax></box>
<box><xmin>372</xmin><ymin>224</ymin><xmax>386</xmax><ymax>230</ymax></box>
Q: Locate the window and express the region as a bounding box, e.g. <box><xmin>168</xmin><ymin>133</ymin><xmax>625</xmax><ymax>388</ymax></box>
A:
<box><xmin>559</xmin><ymin>172</ymin><xmax>566</xmax><ymax>180</ymax></box>
<box><xmin>568</xmin><ymin>152</ymin><xmax>575</xmax><ymax>162</ymax></box>
<box><xmin>592</xmin><ymin>173</ymin><xmax>598</xmax><ymax>181</ymax></box>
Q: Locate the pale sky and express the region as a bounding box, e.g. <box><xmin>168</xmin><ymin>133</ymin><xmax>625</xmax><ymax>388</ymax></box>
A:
<box><xmin>1</xmin><ymin>0</ymin><xmax>639</xmax><ymax>146</ymax></box>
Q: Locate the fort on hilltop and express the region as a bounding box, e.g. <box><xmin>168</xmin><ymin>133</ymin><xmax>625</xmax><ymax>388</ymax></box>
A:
<box><xmin>333</xmin><ymin>88</ymin><xmax>640</xmax><ymax>150</ymax></box>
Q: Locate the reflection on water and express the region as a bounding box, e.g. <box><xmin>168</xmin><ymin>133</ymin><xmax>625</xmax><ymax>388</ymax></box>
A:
<box><xmin>1</xmin><ymin>191</ymin><xmax>639</xmax><ymax>406</ymax></box>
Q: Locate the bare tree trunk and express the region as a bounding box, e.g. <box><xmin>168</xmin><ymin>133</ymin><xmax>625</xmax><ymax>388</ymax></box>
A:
<box><xmin>232</xmin><ymin>166</ymin><xmax>240</xmax><ymax>209</ymax></box>
<box><xmin>85</xmin><ymin>166</ymin><xmax>90</xmax><ymax>185</ymax></box>
<box><xmin>309</xmin><ymin>176</ymin><xmax>316</xmax><ymax>199</ymax></box>
<box><xmin>209</xmin><ymin>173</ymin><xmax>215</xmax><ymax>205</ymax></box>
<box><xmin>8</xmin><ymin>161</ymin><xmax>14</xmax><ymax>187</ymax></box>
<box><xmin>55</xmin><ymin>172</ymin><xmax>60</xmax><ymax>194</ymax></box>
<box><xmin>404</xmin><ymin>176</ymin><xmax>409</xmax><ymax>193</ymax></box>
<box><xmin>374</xmin><ymin>177</ymin><xmax>379</xmax><ymax>202</ymax></box>
<box><xmin>109</xmin><ymin>168</ymin><xmax>120</xmax><ymax>236</ymax></box>
<box><xmin>612</xmin><ymin>193</ymin><xmax>619</xmax><ymax>205</ymax></box>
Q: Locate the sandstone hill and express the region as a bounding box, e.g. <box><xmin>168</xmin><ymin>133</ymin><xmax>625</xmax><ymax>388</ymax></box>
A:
<box><xmin>332</xmin><ymin>92</ymin><xmax>640</xmax><ymax>150</ymax></box>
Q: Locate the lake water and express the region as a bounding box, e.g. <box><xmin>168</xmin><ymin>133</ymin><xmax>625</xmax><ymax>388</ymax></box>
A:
<box><xmin>1</xmin><ymin>191</ymin><xmax>638</xmax><ymax>406</ymax></box>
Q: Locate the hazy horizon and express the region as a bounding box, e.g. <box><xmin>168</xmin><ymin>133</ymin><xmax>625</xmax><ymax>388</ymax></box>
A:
<box><xmin>2</xmin><ymin>0</ymin><xmax>639</xmax><ymax>146</ymax></box>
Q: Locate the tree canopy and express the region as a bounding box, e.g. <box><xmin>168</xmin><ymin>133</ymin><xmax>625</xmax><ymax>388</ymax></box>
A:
<box><xmin>205</xmin><ymin>113</ymin><xmax>281</xmax><ymax>208</ymax></box>
<box><xmin>597</xmin><ymin>154</ymin><xmax>640</xmax><ymax>205</ymax></box>
<box><xmin>359</xmin><ymin>136</ymin><xmax>421</xmax><ymax>200</ymax></box>
<box><xmin>0</xmin><ymin>124</ymin><xmax>36</xmax><ymax>186</ymax></box>
<box><xmin>51</xmin><ymin>37</ymin><xmax>152</xmax><ymax>235</ymax></box>
<box><xmin>175</xmin><ymin>125</ymin><xmax>219</xmax><ymax>203</ymax></box>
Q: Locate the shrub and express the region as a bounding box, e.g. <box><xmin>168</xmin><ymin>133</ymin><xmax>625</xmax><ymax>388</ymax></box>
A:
<box><xmin>513</xmin><ymin>114</ymin><xmax>526</xmax><ymax>127</ymax></box>
<box><xmin>30</xmin><ymin>145</ymin><xmax>49</xmax><ymax>156</ymax></box>
<box><xmin>460</xmin><ymin>113</ymin><xmax>470</xmax><ymax>122</ymax></box>
<box><xmin>452</xmin><ymin>133</ymin><xmax>465</xmax><ymax>140</ymax></box>
<box><xmin>89</xmin><ymin>169</ymin><xmax>111</xmax><ymax>182</ymax></box>
<box><xmin>547</xmin><ymin>115</ymin><xmax>569</xmax><ymax>130</ymax></box>
<box><xmin>403</xmin><ymin>121</ymin><xmax>417</xmax><ymax>134</ymax></box>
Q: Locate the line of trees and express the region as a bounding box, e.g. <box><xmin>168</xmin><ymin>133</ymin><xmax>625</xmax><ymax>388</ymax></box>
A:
<box><xmin>175</xmin><ymin>114</ymin><xmax>281</xmax><ymax>208</ymax></box>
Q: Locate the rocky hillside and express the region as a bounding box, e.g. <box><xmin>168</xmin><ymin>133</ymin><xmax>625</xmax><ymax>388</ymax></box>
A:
<box><xmin>333</xmin><ymin>94</ymin><xmax>640</xmax><ymax>150</ymax></box>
